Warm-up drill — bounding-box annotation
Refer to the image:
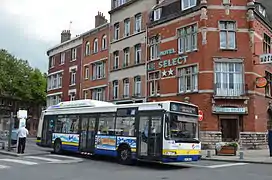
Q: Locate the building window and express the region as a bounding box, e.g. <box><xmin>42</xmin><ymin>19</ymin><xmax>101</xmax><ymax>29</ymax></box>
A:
<box><xmin>84</xmin><ymin>66</ymin><xmax>89</xmax><ymax>79</ymax></box>
<box><xmin>113</xmin><ymin>0</ymin><xmax>127</xmax><ymax>8</ymax></box>
<box><xmin>85</xmin><ymin>42</ymin><xmax>90</xmax><ymax>56</ymax></box>
<box><xmin>113</xmin><ymin>80</ymin><xmax>119</xmax><ymax>99</ymax></box>
<box><xmin>124</xmin><ymin>18</ymin><xmax>130</xmax><ymax>37</ymax></box>
<box><xmin>178</xmin><ymin>65</ymin><xmax>198</xmax><ymax>93</ymax></box>
<box><xmin>258</xmin><ymin>5</ymin><xmax>266</xmax><ymax>17</ymax></box>
<box><xmin>135</xmin><ymin>14</ymin><xmax>142</xmax><ymax>33</ymax></box>
<box><xmin>93</xmin><ymin>38</ymin><xmax>98</xmax><ymax>53</ymax></box>
<box><xmin>83</xmin><ymin>90</ymin><xmax>88</xmax><ymax>99</ymax></box>
<box><xmin>102</xmin><ymin>35</ymin><xmax>107</xmax><ymax>50</ymax></box>
<box><xmin>215</xmin><ymin>62</ymin><xmax>244</xmax><ymax>96</ymax></box>
<box><xmin>113</xmin><ymin>51</ymin><xmax>119</xmax><ymax>69</ymax></box>
<box><xmin>134</xmin><ymin>76</ymin><xmax>141</xmax><ymax>96</ymax></box>
<box><xmin>135</xmin><ymin>44</ymin><xmax>141</xmax><ymax>64</ymax></box>
<box><xmin>49</xmin><ymin>56</ymin><xmax>55</xmax><ymax>68</ymax></box>
<box><xmin>92</xmin><ymin>88</ymin><xmax>105</xmax><ymax>101</ymax></box>
<box><xmin>123</xmin><ymin>47</ymin><xmax>130</xmax><ymax>67</ymax></box>
<box><xmin>153</xmin><ymin>8</ymin><xmax>161</xmax><ymax>21</ymax></box>
<box><xmin>123</xmin><ymin>78</ymin><xmax>130</xmax><ymax>98</ymax></box>
<box><xmin>265</xmin><ymin>71</ymin><xmax>272</xmax><ymax>97</ymax></box>
<box><xmin>69</xmin><ymin>93</ymin><xmax>76</xmax><ymax>101</ymax></box>
<box><xmin>263</xmin><ymin>33</ymin><xmax>271</xmax><ymax>54</ymax></box>
<box><xmin>114</xmin><ymin>23</ymin><xmax>120</xmax><ymax>40</ymax></box>
<box><xmin>70</xmin><ymin>70</ymin><xmax>76</xmax><ymax>85</ymax></box>
<box><xmin>71</xmin><ymin>48</ymin><xmax>77</xmax><ymax>60</ymax></box>
<box><xmin>60</xmin><ymin>53</ymin><xmax>65</xmax><ymax>64</ymax></box>
<box><xmin>177</xmin><ymin>24</ymin><xmax>197</xmax><ymax>54</ymax></box>
<box><xmin>219</xmin><ymin>21</ymin><xmax>236</xmax><ymax>50</ymax></box>
<box><xmin>58</xmin><ymin>74</ymin><xmax>62</xmax><ymax>88</ymax></box>
<box><xmin>149</xmin><ymin>36</ymin><xmax>160</xmax><ymax>60</ymax></box>
<box><xmin>92</xmin><ymin>62</ymin><xmax>105</xmax><ymax>80</ymax></box>
<box><xmin>181</xmin><ymin>0</ymin><xmax>197</xmax><ymax>10</ymax></box>
<box><xmin>148</xmin><ymin>71</ymin><xmax>160</xmax><ymax>96</ymax></box>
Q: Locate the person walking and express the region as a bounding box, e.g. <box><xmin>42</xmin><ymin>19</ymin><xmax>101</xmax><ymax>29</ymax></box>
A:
<box><xmin>17</xmin><ymin>125</ymin><xmax>29</xmax><ymax>154</ymax></box>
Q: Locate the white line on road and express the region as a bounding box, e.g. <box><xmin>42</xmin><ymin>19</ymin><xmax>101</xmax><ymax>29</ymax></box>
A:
<box><xmin>0</xmin><ymin>159</ymin><xmax>38</xmax><ymax>165</ymax></box>
<box><xmin>24</xmin><ymin>156</ymin><xmax>61</xmax><ymax>162</ymax></box>
<box><xmin>206</xmin><ymin>163</ymin><xmax>248</xmax><ymax>168</ymax></box>
<box><xmin>47</xmin><ymin>154</ymin><xmax>83</xmax><ymax>160</ymax></box>
<box><xmin>0</xmin><ymin>165</ymin><xmax>10</xmax><ymax>169</ymax></box>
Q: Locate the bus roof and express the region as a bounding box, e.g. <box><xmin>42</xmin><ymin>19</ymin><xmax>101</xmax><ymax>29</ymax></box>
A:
<box><xmin>44</xmin><ymin>100</ymin><xmax>198</xmax><ymax>115</ymax></box>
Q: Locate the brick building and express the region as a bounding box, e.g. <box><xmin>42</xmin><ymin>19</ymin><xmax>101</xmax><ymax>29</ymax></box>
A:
<box><xmin>107</xmin><ymin>0</ymin><xmax>157</xmax><ymax>104</ymax></box>
<box><xmin>147</xmin><ymin>0</ymin><xmax>272</xmax><ymax>148</ymax></box>
<box><xmin>81</xmin><ymin>13</ymin><xmax>109</xmax><ymax>100</ymax></box>
<box><xmin>46</xmin><ymin>31</ymin><xmax>83</xmax><ymax>106</ymax></box>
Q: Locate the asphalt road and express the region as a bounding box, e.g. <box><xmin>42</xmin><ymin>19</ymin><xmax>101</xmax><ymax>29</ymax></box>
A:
<box><xmin>0</xmin><ymin>154</ymin><xmax>272</xmax><ymax>180</ymax></box>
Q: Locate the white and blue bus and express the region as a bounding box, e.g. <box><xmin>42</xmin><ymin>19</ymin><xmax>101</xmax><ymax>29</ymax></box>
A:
<box><xmin>36</xmin><ymin>100</ymin><xmax>201</xmax><ymax>164</ymax></box>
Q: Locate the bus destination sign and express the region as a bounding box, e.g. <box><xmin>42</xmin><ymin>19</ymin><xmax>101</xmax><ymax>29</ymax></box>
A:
<box><xmin>170</xmin><ymin>103</ymin><xmax>198</xmax><ymax>115</ymax></box>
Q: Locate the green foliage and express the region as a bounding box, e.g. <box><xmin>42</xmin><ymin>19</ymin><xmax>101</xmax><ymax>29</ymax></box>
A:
<box><xmin>0</xmin><ymin>49</ymin><xmax>46</xmax><ymax>105</ymax></box>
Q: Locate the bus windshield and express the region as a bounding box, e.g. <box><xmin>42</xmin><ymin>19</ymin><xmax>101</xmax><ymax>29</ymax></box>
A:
<box><xmin>165</xmin><ymin>113</ymin><xmax>199</xmax><ymax>143</ymax></box>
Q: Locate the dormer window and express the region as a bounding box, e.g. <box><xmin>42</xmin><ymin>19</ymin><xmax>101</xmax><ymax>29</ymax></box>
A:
<box><xmin>153</xmin><ymin>8</ymin><xmax>161</xmax><ymax>21</ymax></box>
<box><xmin>181</xmin><ymin>0</ymin><xmax>196</xmax><ymax>10</ymax></box>
<box><xmin>258</xmin><ymin>5</ymin><xmax>266</xmax><ymax>17</ymax></box>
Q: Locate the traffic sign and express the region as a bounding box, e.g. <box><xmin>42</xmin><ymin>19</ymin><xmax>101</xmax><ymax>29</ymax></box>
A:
<box><xmin>198</xmin><ymin>110</ymin><xmax>203</xmax><ymax>121</ymax></box>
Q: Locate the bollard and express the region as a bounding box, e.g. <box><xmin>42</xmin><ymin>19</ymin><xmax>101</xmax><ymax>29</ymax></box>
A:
<box><xmin>239</xmin><ymin>151</ymin><xmax>244</xmax><ymax>159</ymax></box>
<box><xmin>207</xmin><ymin>150</ymin><xmax>211</xmax><ymax>158</ymax></box>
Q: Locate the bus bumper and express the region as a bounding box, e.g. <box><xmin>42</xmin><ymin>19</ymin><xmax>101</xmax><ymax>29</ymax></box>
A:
<box><xmin>162</xmin><ymin>154</ymin><xmax>201</xmax><ymax>163</ymax></box>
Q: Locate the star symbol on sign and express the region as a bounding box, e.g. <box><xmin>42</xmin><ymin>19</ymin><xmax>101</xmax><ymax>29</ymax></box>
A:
<box><xmin>168</xmin><ymin>68</ymin><xmax>174</xmax><ymax>76</ymax></box>
<box><xmin>162</xmin><ymin>70</ymin><xmax>167</xmax><ymax>77</ymax></box>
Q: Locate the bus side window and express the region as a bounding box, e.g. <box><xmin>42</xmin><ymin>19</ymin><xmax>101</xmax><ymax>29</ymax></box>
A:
<box><xmin>98</xmin><ymin>114</ymin><xmax>115</xmax><ymax>135</ymax></box>
<box><xmin>115</xmin><ymin>116</ymin><xmax>135</xmax><ymax>136</ymax></box>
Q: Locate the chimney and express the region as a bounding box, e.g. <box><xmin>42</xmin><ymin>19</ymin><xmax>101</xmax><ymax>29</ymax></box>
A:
<box><xmin>61</xmin><ymin>30</ymin><xmax>71</xmax><ymax>43</ymax></box>
<box><xmin>95</xmin><ymin>11</ymin><xmax>108</xmax><ymax>28</ymax></box>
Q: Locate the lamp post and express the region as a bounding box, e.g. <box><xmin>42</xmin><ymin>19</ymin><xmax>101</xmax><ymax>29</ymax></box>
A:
<box><xmin>7</xmin><ymin>79</ymin><xmax>13</xmax><ymax>151</ymax></box>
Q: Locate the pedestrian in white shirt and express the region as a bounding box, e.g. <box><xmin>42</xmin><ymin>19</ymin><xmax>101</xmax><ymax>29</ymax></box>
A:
<box><xmin>17</xmin><ymin>125</ymin><xmax>29</xmax><ymax>154</ymax></box>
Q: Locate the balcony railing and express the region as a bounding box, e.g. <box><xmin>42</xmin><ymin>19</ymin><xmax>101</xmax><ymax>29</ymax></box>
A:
<box><xmin>214</xmin><ymin>83</ymin><xmax>245</xmax><ymax>96</ymax></box>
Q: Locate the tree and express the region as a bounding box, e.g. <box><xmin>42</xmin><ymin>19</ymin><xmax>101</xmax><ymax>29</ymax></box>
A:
<box><xmin>0</xmin><ymin>49</ymin><xmax>46</xmax><ymax>105</ymax></box>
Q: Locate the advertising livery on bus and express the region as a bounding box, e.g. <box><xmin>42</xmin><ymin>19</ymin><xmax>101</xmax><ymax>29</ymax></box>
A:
<box><xmin>36</xmin><ymin>100</ymin><xmax>201</xmax><ymax>164</ymax></box>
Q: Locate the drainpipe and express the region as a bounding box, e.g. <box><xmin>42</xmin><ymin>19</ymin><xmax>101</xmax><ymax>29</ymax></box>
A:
<box><xmin>107</xmin><ymin>23</ymin><xmax>111</xmax><ymax>102</ymax></box>
<box><xmin>144</xmin><ymin>23</ymin><xmax>148</xmax><ymax>102</ymax></box>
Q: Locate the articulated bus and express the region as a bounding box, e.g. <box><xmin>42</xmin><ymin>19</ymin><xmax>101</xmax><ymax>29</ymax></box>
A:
<box><xmin>36</xmin><ymin>100</ymin><xmax>201</xmax><ymax>164</ymax></box>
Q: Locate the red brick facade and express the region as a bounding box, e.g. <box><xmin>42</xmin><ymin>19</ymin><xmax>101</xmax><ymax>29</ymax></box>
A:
<box><xmin>147</xmin><ymin>0</ymin><xmax>272</xmax><ymax>148</ymax></box>
<box><xmin>81</xmin><ymin>23</ymin><xmax>109</xmax><ymax>100</ymax></box>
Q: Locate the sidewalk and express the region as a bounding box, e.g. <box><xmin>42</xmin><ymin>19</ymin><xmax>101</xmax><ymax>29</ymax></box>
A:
<box><xmin>201</xmin><ymin>149</ymin><xmax>272</xmax><ymax>164</ymax></box>
<box><xmin>0</xmin><ymin>138</ymin><xmax>51</xmax><ymax>157</ymax></box>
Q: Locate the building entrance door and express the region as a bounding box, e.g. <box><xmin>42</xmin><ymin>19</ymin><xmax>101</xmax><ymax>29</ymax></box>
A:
<box><xmin>221</xmin><ymin>119</ymin><xmax>238</xmax><ymax>142</ymax></box>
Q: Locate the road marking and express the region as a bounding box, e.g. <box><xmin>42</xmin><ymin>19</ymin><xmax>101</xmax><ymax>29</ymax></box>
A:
<box><xmin>0</xmin><ymin>159</ymin><xmax>38</xmax><ymax>165</ymax></box>
<box><xmin>206</xmin><ymin>163</ymin><xmax>248</xmax><ymax>168</ymax></box>
<box><xmin>24</xmin><ymin>156</ymin><xmax>61</xmax><ymax>162</ymax></box>
<box><xmin>47</xmin><ymin>154</ymin><xmax>83</xmax><ymax>160</ymax></box>
<box><xmin>0</xmin><ymin>165</ymin><xmax>10</xmax><ymax>169</ymax></box>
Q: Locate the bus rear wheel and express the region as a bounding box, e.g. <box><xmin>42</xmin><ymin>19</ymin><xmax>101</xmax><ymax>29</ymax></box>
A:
<box><xmin>118</xmin><ymin>146</ymin><xmax>132</xmax><ymax>165</ymax></box>
<box><xmin>54</xmin><ymin>140</ymin><xmax>62</xmax><ymax>154</ymax></box>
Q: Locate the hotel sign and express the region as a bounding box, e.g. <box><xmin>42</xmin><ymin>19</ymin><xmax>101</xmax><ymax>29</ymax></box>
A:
<box><xmin>212</xmin><ymin>106</ymin><xmax>248</xmax><ymax>114</ymax></box>
<box><xmin>260</xmin><ymin>54</ymin><xmax>272</xmax><ymax>64</ymax></box>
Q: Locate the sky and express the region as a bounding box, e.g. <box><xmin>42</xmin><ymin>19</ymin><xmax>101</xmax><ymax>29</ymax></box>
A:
<box><xmin>0</xmin><ymin>0</ymin><xmax>111</xmax><ymax>72</ymax></box>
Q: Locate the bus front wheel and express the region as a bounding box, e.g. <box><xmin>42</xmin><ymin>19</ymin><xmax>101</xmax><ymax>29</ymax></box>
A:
<box><xmin>117</xmin><ymin>146</ymin><xmax>132</xmax><ymax>165</ymax></box>
<box><xmin>54</xmin><ymin>140</ymin><xmax>62</xmax><ymax>154</ymax></box>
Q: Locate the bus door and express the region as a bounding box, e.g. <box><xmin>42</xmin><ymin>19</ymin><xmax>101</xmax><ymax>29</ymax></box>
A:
<box><xmin>80</xmin><ymin>115</ymin><xmax>98</xmax><ymax>153</ymax></box>
<box><xmin>41</xmin><ymin>115</ymin><xmax>55</xmax><ymax>147</ymax></box>
<box><xmin>136</xmin><ymin>111</ymin><xmax>163</xmax><ymax>160</ymax></box>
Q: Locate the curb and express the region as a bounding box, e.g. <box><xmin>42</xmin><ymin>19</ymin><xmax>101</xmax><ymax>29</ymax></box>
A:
<box><xmin>201</xmin><ymin>157</ymin><xmax>272</xmax><ymax>164</ymax></box>
<box><xmin>0</xmin><ymin>150</ymin><xmax>51</xmax><ymax>157</ymax></box>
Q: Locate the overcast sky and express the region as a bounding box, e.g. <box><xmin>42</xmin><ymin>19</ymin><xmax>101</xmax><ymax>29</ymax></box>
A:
<box><xmin>0</xmin><ymin>0</ymin><xmax>110</xmax><ymax>72</ymax></box>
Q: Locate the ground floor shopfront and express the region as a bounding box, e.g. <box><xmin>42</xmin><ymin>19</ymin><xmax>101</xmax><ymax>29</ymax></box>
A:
<box><xmin>148</xmin><ymin>92</ymin><xmax>270</xmax><ymax>149</ymax></box>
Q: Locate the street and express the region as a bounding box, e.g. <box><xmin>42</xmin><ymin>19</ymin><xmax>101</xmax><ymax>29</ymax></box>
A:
<box><xmin>0</xmin><ymin>153</ymin><xmax>271</xmax><ymax>180</ymax></box>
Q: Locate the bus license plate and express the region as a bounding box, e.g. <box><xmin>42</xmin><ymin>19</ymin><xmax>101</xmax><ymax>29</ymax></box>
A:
<box><xmin>184</xmin><ymin>158</ymin><xmax>192</xmax><ymax>161</ymax></box>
